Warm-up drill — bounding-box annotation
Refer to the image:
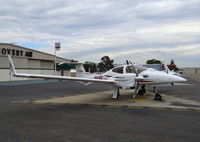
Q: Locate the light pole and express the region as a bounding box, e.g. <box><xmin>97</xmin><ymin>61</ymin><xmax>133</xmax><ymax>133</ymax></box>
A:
<box><xmin>54</xmin><ymin>42</ymin><xmax>61</xmax><ymax>75</ymax></box>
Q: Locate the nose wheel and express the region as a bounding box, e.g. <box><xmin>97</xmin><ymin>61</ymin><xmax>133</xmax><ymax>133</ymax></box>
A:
<box><xmin>153</xmin><ymin>87</ymin><xmax>162</xmax><ymax>101</ymax></box>
<box><xmin>138</xmin><ymin>85</ymin><xmax>146</xmax><ymax>95</ymax></box>
<box><xmin>133</xmin><ymin>85</ymin><xmax>146</xmax><ymax>98</ymax></box>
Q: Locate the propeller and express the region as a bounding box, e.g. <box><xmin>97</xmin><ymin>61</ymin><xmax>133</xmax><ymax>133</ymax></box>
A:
<box><xmin>128</xmin><ymin>61</ymin><xmax>142</xmax><ymax>98</ymax></box>
<box><xmin>126</xmin><ymin>60</ymin><xmax>129</xmax><ymax>65</ymax></box>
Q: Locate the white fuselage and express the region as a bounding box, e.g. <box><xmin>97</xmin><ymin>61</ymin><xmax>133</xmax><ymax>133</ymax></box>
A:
<box><xmin>81</xmin><ymin>64</ymin><xmax>186</xmax><ymax>89</ymax></box>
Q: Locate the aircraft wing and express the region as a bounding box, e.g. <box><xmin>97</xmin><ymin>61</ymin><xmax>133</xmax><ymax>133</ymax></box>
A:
<box><xmin>8</xmin><ymin>55</ymin><xmax>115</xmax><ymax>84</ymax></box>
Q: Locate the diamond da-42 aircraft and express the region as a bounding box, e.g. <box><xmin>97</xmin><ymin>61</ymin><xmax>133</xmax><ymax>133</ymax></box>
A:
<box><xmin>8</xmin><ymin>55</ymin><xmax>186</xmax><ymax>100</ymax></box>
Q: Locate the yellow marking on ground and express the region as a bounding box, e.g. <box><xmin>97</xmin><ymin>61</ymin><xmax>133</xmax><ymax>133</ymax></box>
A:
<box><xmin>36</xmin><ymin>98</ymin><xmax>49</xmax><ymax>100</ymax></box>
<box><xmin>72</xmin><ymin>103</ymin><xmax>82</xmax><ymax>106</ymax></box>
<box><xmin>136</xmin><ymin>95</ymin><xmax>153</xmax><ymax>99</ymax></box>
<box><xmin>118</xmin><ymin>97</ymin><xmax>130</xmax><ymax>101</ymax></box>
<box><xmin>171</xmin><ymin>107</ymin><xmax>189</xmax><ymax>111</ymax></box>
<box><xmin>106</xmin><ymin>105</ymin><xmax>122</xmax><ymax>108</ymax></box>
<box><xmin>34</xmin><ymin>101</ymin><xmax>48</xmax><ymax>104</ymax></box>
<box><xmin>196</xmin><ymin>109</ymin><xmax>200</xmax><ymax>112</ymax></box>
<box><xmin>149</xmin><ymin>107</ymin><xmax>166</xmax><ymax>110</ymax></box>
<box><xmin>132</xmin><ymin>99</ymin><xmax>154</xmax><ymax>103</ymax></box>
<box><xmin>49</xmin><ymin>96</ymin><xmax>63</xmax><ymax>99</ymax></box>
<box><xmin>10</xmin><ymin>100</ymin><xmax>31</xmax><ymax>104</ymax></box>
<box><xmin>128</xmin><ymin>106</ymin><xmax>143</xmax><ymax>109</ymax></box>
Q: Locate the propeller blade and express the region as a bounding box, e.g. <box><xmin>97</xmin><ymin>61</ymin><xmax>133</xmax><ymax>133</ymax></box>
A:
<box><xmin>133</xmin><ymin>80</ymin><xmax>139</xmax><ymax>98</ymax></box>
<box><xmin>127</xmin><ymin>60</ymin><xmax>144</xmax><ymax>98</ymax></box>
<box><xmin>126</xmin><ymin>60</ymin><xmax>129</xmax><ymax>65</ymax></box>
<box><xmin>133</xmin><ymin>76</ymin><xmax>144</xmax><ymax>98</ymax></box>
<box><xmin>129</xmin><ymin>61</ymin><xmax>139</xmax><ymax>77</ymax></box>
<box><xmin>128</xmin><ymin>60</ymin><xmax>141</xmax><ymax>98</ymax></box>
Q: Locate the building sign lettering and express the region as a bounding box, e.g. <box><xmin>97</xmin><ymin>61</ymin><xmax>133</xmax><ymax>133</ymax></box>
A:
<box><xmin>0</xmin><ymin>48</ymin><xmax>33</xmax><ymax>57</ymax></box>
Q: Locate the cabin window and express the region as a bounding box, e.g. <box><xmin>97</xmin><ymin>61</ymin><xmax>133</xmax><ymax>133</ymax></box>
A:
<box><xmin>112</xmin><ymin>67</ymin><xmax>124</xmax><ymax>74</ymax></box>
<box><xmin>126</xmin><ymin>66</ymin><xmax>135</xmax><ymax>73</ymax></box>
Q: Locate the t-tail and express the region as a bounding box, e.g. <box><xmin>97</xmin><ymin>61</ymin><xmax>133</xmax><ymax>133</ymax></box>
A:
<box><xmin>8</xmin><ymin>55</ymin><xmax>17</xmax><ymax>76</ymax></box>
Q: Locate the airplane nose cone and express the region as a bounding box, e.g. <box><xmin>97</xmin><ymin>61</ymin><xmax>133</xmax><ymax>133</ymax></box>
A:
<box><xmin>172</xmin><ymin>75</ymin><xmax>187</xmax><ymax>82</ymax></box>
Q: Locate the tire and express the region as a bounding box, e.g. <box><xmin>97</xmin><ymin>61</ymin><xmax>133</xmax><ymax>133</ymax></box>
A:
<box><xmin>138</xmin><ymin>89</ymin><xmax>143</xmax><ymax>95</ymax></box>
<box><xmin>154</xmin><ymin>93</ymin><xmax>161</xmax><ymax>101</ymax></box>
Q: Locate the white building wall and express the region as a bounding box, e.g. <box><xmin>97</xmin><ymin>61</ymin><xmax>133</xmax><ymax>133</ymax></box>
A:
<box><xmin>0</xmin><ymin>43</ymin><xmax>73</xmax><ymax>82</ymax></box>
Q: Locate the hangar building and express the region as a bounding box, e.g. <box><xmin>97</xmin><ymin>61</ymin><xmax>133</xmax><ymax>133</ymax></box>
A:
<box><xmin>0</xmin><ymin>43</ymin><xmax>75</xmax><ymax>82</ymax></box>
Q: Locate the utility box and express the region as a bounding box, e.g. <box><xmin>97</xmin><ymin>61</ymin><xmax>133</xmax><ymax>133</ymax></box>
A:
<box><xmin>70</xmin><ymin>69</ymin><xmax>76</xmax><ymax>77</ymax></box>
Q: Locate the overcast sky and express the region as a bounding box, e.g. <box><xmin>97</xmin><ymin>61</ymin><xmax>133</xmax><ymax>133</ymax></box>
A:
<box><xmin>0</xmin><ymin>0</ymin><xmax>200</xmax><ymax>67</ymax></box>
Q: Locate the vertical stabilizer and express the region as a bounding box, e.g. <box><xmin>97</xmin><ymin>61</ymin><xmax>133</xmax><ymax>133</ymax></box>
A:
<box><xmin>8</xmin><ymin>55</ymin><xmax>17</xmax><ymax>75</ymax></box>
<box><xmin>75</xmin><ymin>63</ymin><xmax>86</xmax><ymax>77</ymax></box>
<box><xmin>76</xmin><ymin>63</ymin><xmax>86</xmax><ymax>72</ymax></box>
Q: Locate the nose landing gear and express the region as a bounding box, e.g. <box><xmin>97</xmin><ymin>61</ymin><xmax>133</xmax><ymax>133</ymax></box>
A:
<box><xmin>133</xmin><ymin>85</ymin><xmax>146</xmax><ymax>98</ymax></box>
<box><xmin>137</xmin><ymin>84</ymin><xmax>146</xmax><ymax>95</ymax></box>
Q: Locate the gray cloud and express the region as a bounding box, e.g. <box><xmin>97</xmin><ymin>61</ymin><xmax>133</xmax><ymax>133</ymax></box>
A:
<box><xmin>0</xmin><ymin>0</ymin><xmax>200</xmax><ymax>67</ymax></box>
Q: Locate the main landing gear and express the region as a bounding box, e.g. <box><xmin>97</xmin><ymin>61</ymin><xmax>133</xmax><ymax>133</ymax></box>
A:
<box><xmin>138</xmin><ymin>85</ymin><xmax>146</xmax><ymax>95</ymax></box>
<box><xmin>138</xmin><ymin>85</ymin><xmax>162</xmax><ymax>101</ymax></box>
<box><xmin>112</xmin><ymin>85</ymin><xmax>162</xmax><ymax>101</ymax></box>
<box><xmin>153</xmin><ymin>87</ymin><xmax>162</xmax><ymax>101</ymax></box>
<box><xmin>112</xmin><ymin>87</ymin><xmax>120</xmax><ymax>99</ymax></box>
<box><xmin>133</xmin><ymin>84</ymin><xmax>146</xmax><ymax>98</ymax></box>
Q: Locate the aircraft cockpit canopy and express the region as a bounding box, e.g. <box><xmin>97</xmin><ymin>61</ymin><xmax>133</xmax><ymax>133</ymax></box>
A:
<box><xmin>126</xmin><ymin>66</ymin><xmax>136</xmax><ymax>73</ymax></box>
<box><xmin>112</xmin><ymin>66</ymin><xmax>124</xmax><ymax>74</ymax></box>
<box><xmin>112</xmin><ymin>65</ymin><xmax>146</xmax><ymax>74</ymax></box>
<box><xmin>133</xmin><ymin>65</ymin><xmax>147</xmax><ymax>73</ymax></box>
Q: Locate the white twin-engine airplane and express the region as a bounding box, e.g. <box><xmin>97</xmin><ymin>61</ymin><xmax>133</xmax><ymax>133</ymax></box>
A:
<box><xmin>8</xmin><ymin>55</ymin><xmax>186</xmax><ymax>101</ymax></box>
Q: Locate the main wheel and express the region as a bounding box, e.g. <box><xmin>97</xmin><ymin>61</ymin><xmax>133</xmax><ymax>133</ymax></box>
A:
<box><xmin>154</xmin><ymin>93</ymin><xmax>162</xmax><ymax>101</ymax></box>
<box><xmin>138</xmin><ymin>89</ymin><xmax>144</xmax><ymax>95</ymax></box>
<box><xmin>141</xmin><ymin>85</ymin><xmax>146</xmax><ymax>94</ymax></box>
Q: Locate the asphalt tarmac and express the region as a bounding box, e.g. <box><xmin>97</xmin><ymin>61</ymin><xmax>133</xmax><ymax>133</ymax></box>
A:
<box><xmin>0</xmin><ymin>75</ymin><xmax>200</xmax><ymax>142</ymax></box>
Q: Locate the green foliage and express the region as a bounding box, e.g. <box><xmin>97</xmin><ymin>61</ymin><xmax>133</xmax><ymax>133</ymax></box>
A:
<box><xmin>168</xmin><ymin>59</ymin><xmax>179</xmax><ymax>71</ymax></box>
<box><xmin>97</xmin><ymin>56</ymin><xmax>114</xmax><ymax>72</ymax></box>
<box><xmin>146</xmin><ymin>59</ymin><xmax>161</xmax><ymax>64</ymax></box>
<box><xmin>170</xmin><ymin>59</ymin><xmax>175</xmax><ymax>65</ymax></box>
<box><xmin>83</xmin><ymin>61</ymin><xmax>97</xmax><ymax>73</ymax></box>
<box><xmin>168</xmin><ymin>65</ymin><xmax>179</xmax><ymax>71</ymax></box>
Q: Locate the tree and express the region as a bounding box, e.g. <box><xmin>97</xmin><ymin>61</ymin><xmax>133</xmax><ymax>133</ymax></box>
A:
<box><xmin>170</xmin><ymin>59</ymin><xmax>175</xmax><ymax>65</ymax></box>
<box><xmin>97</xmin><ymin>56</ymin><xmax>114</xmax><ymax>72</ymax></box>
<box><xmin>168</xmin><ymin>59</ymin><xmax>179</xmax><ymax>71</ymax></box>
<box><xmin>146</xmin><ymin>59</ymin><xmax>161</xmax><ymax>64</ymax></box>
<box><xmin>83</xmin><ymin>61</ymin><xmax>97</xmax><ymax>73</ymax></box>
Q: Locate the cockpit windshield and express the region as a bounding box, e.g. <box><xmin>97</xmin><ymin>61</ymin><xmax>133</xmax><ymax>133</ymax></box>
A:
<box><xmin>126</xmin><ymin>66</ymin><xmax>136</xmax><ymax>73</ymax></box>
<box><xmin>126</xmin><ymin>65</ymin><xmax>146</xmax><ymax>74</ymax></box>
<box><xmin>134</xmin><ymin>64</ymin><xmax>147</xmax><ymax>73</ymax></box>
<box><xmin>112</xmin><ymin>64</ymin><xmax>147</xmax><ymax>74</ymax></box>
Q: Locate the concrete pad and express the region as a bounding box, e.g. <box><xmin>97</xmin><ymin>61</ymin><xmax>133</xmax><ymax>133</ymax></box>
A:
<box><xmin>29</xmin><ymin>90</ymin><xmax>200</xmax><ymax>110</ymax></box>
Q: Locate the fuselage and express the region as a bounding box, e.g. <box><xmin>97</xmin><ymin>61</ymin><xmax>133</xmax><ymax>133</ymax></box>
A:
<box><xmin>90</xmin><ymin>64</ymin><xmax>186</xmax><ymax>88</ymax></box>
